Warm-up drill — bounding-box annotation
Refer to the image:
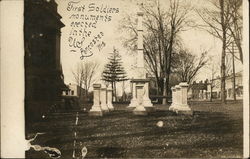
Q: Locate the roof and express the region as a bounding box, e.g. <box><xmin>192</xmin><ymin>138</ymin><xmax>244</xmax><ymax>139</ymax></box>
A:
<box><xmin>190</xmin><ymin>83</ymin><xmax>207</xmax><ymax>90</ymax></box>
<box><xmin>212</xmin><ymin>71</ymin><xmax>242</xmax><ymax>81</ymax></box>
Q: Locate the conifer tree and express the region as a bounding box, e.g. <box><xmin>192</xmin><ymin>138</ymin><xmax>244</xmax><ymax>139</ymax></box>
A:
<box><xmin>102</xmin><ymin>47</ymin><xmax>127</xmax><ymax>101</ymax></box>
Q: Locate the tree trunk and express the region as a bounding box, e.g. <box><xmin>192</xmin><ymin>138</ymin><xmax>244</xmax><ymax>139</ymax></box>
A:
<box><xmin>79</xmin><ymin>83</ymin><xmax>82</xmax><ymax>108</ymax></box>
<box><xmin>237</xmin><ymin>43</ymin><xmax>243</xmax><ymax>63</ymax></box>
<box><xmin>232</xmin><ymin>43</ymin><xmax>236</xmax><ymax>101</ymax></box>
<box><xmin>164</xmin><ymin>73</ymin><xmax>170</xmax><ymax>104</ymax></box>
<box><xmin>220</xmin><ymin>0</ymin><xmax>226</xmax><ymax>104</ymax></box>
<box><xmin>114</xmin><ymin>81</ymin><xmax>117</xmax><ymax>102</ymax></box>
<box><xmin>111</xmin><ymin>81</ymin><xmax>114</xmax><ymax>102</ymax></box>
<box><xmin>210</xmin><ymin>84</ymin><xmax>213</xmax><ymax>102</ymax></box>
<box><xmin>85</xmin><ymin>88</ymin><xmax>88</xmax><ymax>102</ymax></box>
<box><xmin>162</xmin><ymin>77</ymin><xmax>167</xmax><ymax>104</ymax></box>
<box><xmin>163</xmin><ymin>26</ymin><xmax>174</xmax><ymax>105</ymax></box>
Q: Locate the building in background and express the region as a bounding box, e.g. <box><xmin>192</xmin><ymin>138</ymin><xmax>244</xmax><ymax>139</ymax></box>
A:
<box><xmin>188</xmin><ymin>80</ymin><xmax>209</xmax><ymax>100</ymax></box>
<box><xmin>62</xmin><ymin>83</ymin><xmax>86</xmax><ymax>109</ymax></box>
<box><xmin>208</xmin><ymin>71</ymin><xmax>243</xmax><ymax>100</ymax></box>
<box><xmin>188</xmin><ymin>71</ymin><xmax>243</xmax><ymax>101</ymax></box>
<box><xmin>24</xmin><ymin>0</ymin><xmax>67</xmax><ymax>126</ymax></box>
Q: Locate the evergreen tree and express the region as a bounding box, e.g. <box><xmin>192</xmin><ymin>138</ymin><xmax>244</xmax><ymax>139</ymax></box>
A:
<box><xmin>102</xmin><ymin>47</ymin><xmax>127</xmax><ymax>101</ymax></box>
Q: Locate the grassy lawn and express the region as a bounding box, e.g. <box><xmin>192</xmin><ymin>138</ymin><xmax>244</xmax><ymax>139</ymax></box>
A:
<box><xmin>26</xmin><ymin>100</ymin><xmax>243</xmax><ymax>158</ymax></box>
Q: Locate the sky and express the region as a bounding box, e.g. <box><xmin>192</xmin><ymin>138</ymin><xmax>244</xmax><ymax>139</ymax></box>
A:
<box><xmin>55</xmin><ymin>0</ymin><xmax>242</xmax><ymax>94</ymax></box>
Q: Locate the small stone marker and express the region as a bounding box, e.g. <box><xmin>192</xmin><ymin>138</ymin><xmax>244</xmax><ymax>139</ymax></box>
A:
<box><xmin>89</xmin><ymin>84</ymin><xmax>103</xmax><ymax>116</ymax></box>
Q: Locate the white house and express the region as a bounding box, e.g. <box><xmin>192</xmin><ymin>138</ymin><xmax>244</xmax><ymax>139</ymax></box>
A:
<box><xmin>189</xmin><ymin>71</ymin><xmax>243</xmax><ymax>101</ymax></box>
<box><xmin>62</xmin><ymin>83</ymin><xmax>86</xmax><ymax>109</ymax></box>
<box><xmin>208</xmin><ymin>71</ymin><xmax>243</xmax><ymax>100</ymax></box>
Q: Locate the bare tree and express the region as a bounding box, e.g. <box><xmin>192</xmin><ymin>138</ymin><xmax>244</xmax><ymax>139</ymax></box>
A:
<box><xmin>119</xmin><ymin>0</ymin><xmax>194</xmax><ymax>104</ymax></box>
<box><xmin>72</xmin><ymin>61</ymin><xmax>99</xmax><ymax>102</ymax></box>
<box><xmin>196</xmin><ymin>0</ymin><xmax>234</xmax><ymax>103</ymax></box>
<box><xmin>227</xmin><ymin>0</ymin><xmax>243</xmax><ymax>63</ymax></box>
<box><xmin>72</xmin><ymin>63</ymin><xmax>84</xmax><ymax>91</ymax></box>
<box><xmin>209</xmin><ymin>65</ymin><xmax>217</xmax><ymax>102</ymax></box>
<box><xmin>207</xmin><ymin>57</ymin><xmax>220</xmax><ymax>102</ymax></box>
<box><xmin>225</xmin><ymin>52</ymin><xmax>232</xmax><ymax>76</ymax></box>
<box><xmin>82</xmin><ymin>62</ymin><xmax>99</xmax><ymax>97</ymax></box>
<box><xmin>173</xmin><ymin>49</ymin><xmax>208</xmax><ymax>84</ymax></box>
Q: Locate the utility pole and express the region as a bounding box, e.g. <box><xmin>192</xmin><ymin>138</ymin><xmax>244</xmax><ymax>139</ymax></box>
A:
<box><xmin>220</xmin><ymin>0</ymin><xmax>226</xmax><ymax>104</ymax></box>
<box><xmin>226</xmin><ymin>41</ymin><xmax>238</xmax><ymax>101</ymax></box>
<box><xmin>232</xmin><ymin>42</ymin><xmax>236</xmax><ymax>101</ymax></box>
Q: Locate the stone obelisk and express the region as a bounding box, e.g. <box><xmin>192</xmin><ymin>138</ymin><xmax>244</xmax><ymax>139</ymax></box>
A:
<box><xmin>136</xmin><ymin>6</ymin><xmax>145</xmax><ymax>78</ymax></box>
<box><xmin>132</xmin><ymin>3</ymin><xmax>153</xmax><ymax>115</ymax></box>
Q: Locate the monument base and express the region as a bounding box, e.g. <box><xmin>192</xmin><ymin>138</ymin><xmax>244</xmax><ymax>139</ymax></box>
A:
<box><xmin>89</xmin><ymin>105</ymin><xmax>103</xmax><ymax>116</ymax></box>
<box><xmin>127</xmin><ymin>107</ymin><xmax>135</xmax><ymax>111</ymax></box>
<box><xmin>127</xmin><ymin>99</ymin><xmax>138</xmax><ymax>111</ymax></box>
<box><xmin>107</xmin><ymin>104</ymin><xmax>114</xmax><ymax>111</ymax></box>
<box><xmin>101</xmin><ymin>110</ymin><xmax>109</xmax><ymax>114</ymax></box>
<box><xmin>144</xmin><ymin>106</ymin><xmax>155</xmax><ymax>112</ymax></box>
<box><xmin>176</xmin><ymin>110</ymin><xmax>193</xmax><ymax>115</ymax></box>
<box><xmin>101</xmin><ymin>105</ymin><xmax>109</xmax><ymax>113</ymax></box>
<box><xmin>89</xmin><ymin>110</ymin><xmax>103</xmax><ymax>116</ymax></box>
<box><xmin>133</xmin><ymin>110</ymin><xmax>148</xmax><ymax>116</ymax></box>
<box><xmin>133</xmin><ymin>105</ymin><xmax>147</xmax><ymax>115</ymax></box>
<box><xmin>169</xmin><ymin>104</ymin><xmax>176</xmax><ymax>111</ymax></box>
<box><xmin>173</xmin><ymin>105</ymin><xmax>192</xmax><ymax>115</ymax></box>
<box><xmin>143</xmin><ymin>99</ymin><xmax>154</xmax><ymax>112</ymax></box>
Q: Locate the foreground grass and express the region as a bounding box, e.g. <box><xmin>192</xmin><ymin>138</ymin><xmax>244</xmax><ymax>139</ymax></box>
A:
<box><xmin>27</xmin><ymin>100</ymin><xmax>243</xmax><ymax>158</ymax></box>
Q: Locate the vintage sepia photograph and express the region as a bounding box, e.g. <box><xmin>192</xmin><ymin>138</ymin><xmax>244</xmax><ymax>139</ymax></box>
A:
<box><xmin>1</xmin><ymin>0</ymin><xmax>249</xmax><ymax>158</ymax></box>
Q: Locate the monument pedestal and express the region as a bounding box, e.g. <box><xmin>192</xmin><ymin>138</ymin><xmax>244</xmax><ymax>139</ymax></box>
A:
<box><xmin>169</xmin><ymin>104</ymin><xmax>176</xmax><ymax>111</ymax></box>
<box><xmin>127</xmin><ymin>99</ymin><xmax>137</xmax><ymax>111</ymax></box>
<box><xmin>169</xmin><ymin>86</ymin><xmax>176</xmax><ymax>111</ymax></box>
<box><xmin>174</xmin><ymin>82</ymin><xmax>192</xmax><ymax>115</ymax></box>
<box><xmin>133</xmin><ymin>84</ymin><xmax>147</xmax><ymax>116</ymax></box>
<box><xmin>171</xmin><ymin>85</ymin><xmax>181</xmax><ymax>112</ymax></box>
<box><xmin>107</xmin><ymin>86</ymin><xmax>114</xmax><ymax>111</ymax></box>
<box><xmin>127</xmin><ymin>81</ymin><xmax>138</xmax><ymax>111</ymax></box>
<box><xmin>89</xmin><ymin>84</ymin><xmax>103</xmax><ymax>116</ymax></box>
<box><xmin>133</xmin><ymin>109</ymin><xmax>147</xmax><ymax>115</ymax></box>
<box><xmin>100</xmin><ymin>87</ymin><xmax>109</xmax><ymax>113</ymax></box>
<box><xmin>173</xmin><ymin>102</ymin><xmax>193</xmax><ymax>115</ymax></box>
<box><xmin>143</xmin><ymin>82</ymin><xmax>155</xmax><ymax>112</ymax></box>
<box><xmin>89</xmin><ymin>107</ymin><xmax>103</xmax><ymax>116</ymax></box>
<box><xmin>130</xmin><ymin>79</ymin><xmax>153</xmax><ymax>114</ymax></box>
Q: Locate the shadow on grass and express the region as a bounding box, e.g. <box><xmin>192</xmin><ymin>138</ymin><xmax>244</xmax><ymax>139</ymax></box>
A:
<box><xmin>95</xmin><ymin>146</ymin><xmax>126</xmax><ymax>158</ymax></box>
<box><xmin>27</xmin><ymin>108</ymin><xmax>243</xmax><ymax>158</ymax></box>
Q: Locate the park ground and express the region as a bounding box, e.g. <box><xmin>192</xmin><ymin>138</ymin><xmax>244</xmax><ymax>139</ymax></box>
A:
<box><xmin>26</xmin><ymin>100</ymin><xmax>243</xmax><ymax>158</ymax></box>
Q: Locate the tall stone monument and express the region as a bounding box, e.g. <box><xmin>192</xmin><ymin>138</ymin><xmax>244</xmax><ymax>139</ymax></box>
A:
<box><xmin>128</xmin><ymin>3</ymin><xmax>154</xmax><ymax>115</ymax></box>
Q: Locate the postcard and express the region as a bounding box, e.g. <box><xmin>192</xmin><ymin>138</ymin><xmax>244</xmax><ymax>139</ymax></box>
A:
<box><xmin>1</xmin><ymin>0</ymin><xmax>249</xmax><ymax>158</ymax></box>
